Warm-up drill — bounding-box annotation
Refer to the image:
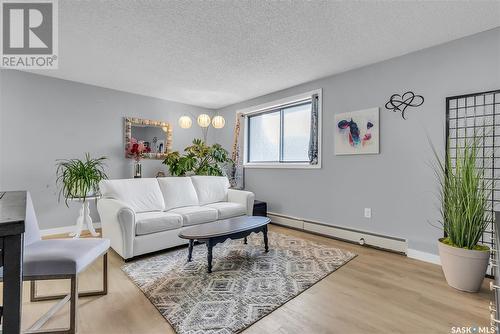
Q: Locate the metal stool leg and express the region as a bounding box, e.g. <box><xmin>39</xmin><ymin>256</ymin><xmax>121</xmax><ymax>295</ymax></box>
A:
<box><xmin>25</xmin><ymin>253</ymin><xmax>108</xmax><ymax>334</ymax></box>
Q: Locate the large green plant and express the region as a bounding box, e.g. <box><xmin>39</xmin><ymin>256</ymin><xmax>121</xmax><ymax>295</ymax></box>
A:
<box><xmin>163</xmin><ymin>139</ymin><xmax>232</xmax><ymax>176</ymax></box>
<box><xmin>432</xmin><ymin>136</ymin><xmax>491</xmax><ymax>250</ymax></box>
<box><xmin>56</xmin><ymin>153</ymin><xmax>108</xmax><ymax>206</ymax></box>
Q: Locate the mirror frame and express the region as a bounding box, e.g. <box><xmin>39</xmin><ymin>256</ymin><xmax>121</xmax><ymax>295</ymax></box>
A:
<box><xmin>124</xmin><ymin>117</ymin><xmax>173</xmax><ymax>160</ymax></box>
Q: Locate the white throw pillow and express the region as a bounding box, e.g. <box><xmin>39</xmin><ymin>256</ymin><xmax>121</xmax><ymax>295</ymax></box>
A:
<box><xmin>157</xmin><ymin>177</ymin><xmax>199</xmax><ymax>210</ymax></box>
<box><xmin>190</xmin><ymin>176</ymin><xmax>230</xmax><ymax>205</ymax></box>
<box><xmin>99</xmin><ymin>178</ymin><xmax>165</xmax><ymax>213</ymax></box>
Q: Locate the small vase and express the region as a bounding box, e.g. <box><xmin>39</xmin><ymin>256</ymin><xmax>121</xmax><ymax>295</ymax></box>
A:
<box><xmin>134</xmin><ymin>161</ymin><xmax>142</xmax><ymax>178</ymax></box>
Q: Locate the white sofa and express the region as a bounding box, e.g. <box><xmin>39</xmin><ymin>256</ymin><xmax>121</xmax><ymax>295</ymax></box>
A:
<box><xmin>97</xmin><ymin>176</ymin><xmax>255</xmax><ymax>260</ymax></box>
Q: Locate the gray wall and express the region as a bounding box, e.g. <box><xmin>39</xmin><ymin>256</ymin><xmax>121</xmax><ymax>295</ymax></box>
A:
<box><xmin>0</xmin><ymin>70</ymin><xmax>3</xmax><ymax>190</ymax></box>
<box><xmin>215</xmin><ymin>28</ymin><xmax>500</xmax><ymax>255</ymax></box>
<box><xmin>0</xmin><ymin>71</ymin><xmax>214</xmax><ymax>229</ymax></box>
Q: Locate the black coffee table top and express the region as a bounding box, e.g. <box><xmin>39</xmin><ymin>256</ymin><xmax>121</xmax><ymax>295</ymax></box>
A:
<box><xmin>179</xmin><ymin>216</ymin><xmax>270</xmax><ymax>240</ymax></box>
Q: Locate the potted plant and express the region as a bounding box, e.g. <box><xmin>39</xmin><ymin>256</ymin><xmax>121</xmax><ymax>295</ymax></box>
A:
<box><xmin>56</xmin><ymin>153</ymin><xmax>108</xmax><ymax>206</ymax></box>
<box><xmin>432</xmin><ymin>136</ymin><xmax>492</xmax><ymax>292</ymax></box>
<box><xmin>163</xmin><ymin>139</ymin><xmax>233</xmax><ymax>176</ymax></box>
<box><xmin>126</xmin><ymin>137</ymin><xmax>151</xmax><ymax>178</ymax></box>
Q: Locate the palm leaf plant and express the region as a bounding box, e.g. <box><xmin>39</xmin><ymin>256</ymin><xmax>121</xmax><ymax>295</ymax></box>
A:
<box><xmin>163</xmin><ymin>139</ymin><xmax>233</xmax><ymax>176</ymax></box>
<box><xmin>56</xmin><ymin>153</ymin><xmax>108</xmax><ymax>206</ymax></box>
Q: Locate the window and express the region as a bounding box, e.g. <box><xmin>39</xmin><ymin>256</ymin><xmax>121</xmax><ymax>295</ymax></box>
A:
<box><xmin>242</xmin><ymin>90</ymin><xmax>321</xmax><ymax>168</ymax></box>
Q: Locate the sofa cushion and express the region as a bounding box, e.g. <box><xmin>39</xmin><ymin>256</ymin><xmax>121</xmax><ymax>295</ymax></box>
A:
<box><xmin>169</xmin><ymin>206</ymin><xmax>218</xmax><ymax>227</ymax></box>
<box><xmin>135</xmin><ymin>212</ymin><xmax>183</xmax><ymax>236</ymax></box>
<box><xmin>190</xmin><ymin>176</ymin><xmax>230</xmax><ymax>205</ymax></box>
<box><xmin>204</xmin><ymin>202</ymin><xmax>246</xmax><ymax>220</ymax></box>
<box><xmin>157</xmin><ymin>177</ymin><xmax>199</xmax><ymax>210</ymax></box>
<box><xmin>99</xmin><ymin>178</ymin><xmax>165</xmax><ymax>213</ymax></box>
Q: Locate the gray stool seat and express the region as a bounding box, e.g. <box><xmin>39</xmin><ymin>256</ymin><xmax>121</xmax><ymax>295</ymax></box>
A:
<box><xmin>4</xmin><ymin>192</ymin><xmax>110</xmax><ymax>334</ymax></box>
<box><xmin>23</xmin><ymin>238</ymin><xmax>110</xmax><ymax>277</ymax></box>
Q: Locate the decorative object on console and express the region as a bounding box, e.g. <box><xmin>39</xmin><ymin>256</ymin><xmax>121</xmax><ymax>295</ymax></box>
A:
<box><xmin>334</xmin><ymin>107</ymin><xmax>379</xmax><ymax>155</ymax></box>
<box><xmin>126</xmin><ymin>137</ymin><xmax>151</xmax><ymax>178</ymax></box>
<box><xmin>122</xmin><ymin>231</ymin><xmax>356</xmax><ymax>334</ymax></box>
<box><xmin>385</xmin><ymin>91</ymin><xmax>424</xmax><ymax>119</ymax></box>
<box><xmin>124</xmin><ymin>117</ymin><xmax>172</xmax><ymax>160</ymax></box>
<box><xmin>431</xmin><ymin>134</ymin><xmax>491</xmax><ymax>292</ymax></box>
<box><xmin>163</xmin><ymin>138</ymin><xmax>233</xmax><ymax>176</ymax></box>
<box><xmin>56</xmin><ymin>153</ymin><xmax>108</xmax><ymax>237</ymax></box>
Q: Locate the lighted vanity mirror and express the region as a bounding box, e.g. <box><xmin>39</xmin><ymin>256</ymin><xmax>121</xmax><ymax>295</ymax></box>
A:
<box><xmin>124</xmin><ymin>117</ymin><xmax>173</xmax><ymax>159</ymax></box>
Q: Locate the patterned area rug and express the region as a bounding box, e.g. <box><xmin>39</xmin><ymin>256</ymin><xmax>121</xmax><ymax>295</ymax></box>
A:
<box><xmin>122</xmin><ymin>231</ymin><xmax>356</xmax><ymax>334</ymax></box>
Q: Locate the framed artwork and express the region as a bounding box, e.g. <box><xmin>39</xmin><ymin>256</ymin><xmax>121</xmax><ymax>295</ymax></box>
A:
<box><xmin>334</xmin><ymin>107</ymin><xmax>379</xmax><ymax>155</ymax></box>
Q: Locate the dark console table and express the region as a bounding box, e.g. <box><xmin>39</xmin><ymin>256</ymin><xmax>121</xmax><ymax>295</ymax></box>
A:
<box><xmin>0</xmin><ymin>191</ymin><xmax>26</xmax><ymax>334</ymax></box>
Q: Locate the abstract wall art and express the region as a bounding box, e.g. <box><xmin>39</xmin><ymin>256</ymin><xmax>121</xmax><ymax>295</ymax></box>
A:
<box><xmin>334</xmin><ymin>107</ymin><xmax>379</xmax><ymax>155</ymax></box>
<box><xmin>385</xmin><ymin>91</ymin><xmax>424</xmax><ymax>119</ymax></box>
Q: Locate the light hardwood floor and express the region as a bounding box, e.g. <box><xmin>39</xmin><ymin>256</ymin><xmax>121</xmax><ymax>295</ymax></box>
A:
<box><xmin>4</xmin><ymin>225</ymin><xmax>493</xmax><ymax>334</ymax></box>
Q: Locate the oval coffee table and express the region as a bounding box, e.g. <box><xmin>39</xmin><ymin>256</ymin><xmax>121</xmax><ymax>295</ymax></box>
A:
<box><xmin>179</xmin><ymin>216</ymin><xmax>271</xmax><ymax>273</ymax></box>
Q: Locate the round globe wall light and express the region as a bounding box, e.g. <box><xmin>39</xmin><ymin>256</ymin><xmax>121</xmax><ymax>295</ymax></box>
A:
<box><xmin>178</xmin><ymin>116</ymin><xmax>192</xmax><ymax>129</ymax></box>
<box><xmin>211</xmin><ymin>115</ymin><xmax>225</xmax><ymax>129</ymax></box>
<box><xmin>197</xmin><ymin>114</ymin><xmax>211</xmax><ymax>128</ymax></box>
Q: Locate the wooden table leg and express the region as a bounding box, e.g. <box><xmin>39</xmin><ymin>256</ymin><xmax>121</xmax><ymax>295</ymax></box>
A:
<box><xmin>207</xmin><ymin>239</ymin><xmax>213</xmax><ymax>273</ymax></box>
<box><xmin>188</xmin><ymin>239</ymin><xmax>194</xmax><ymax>262</ymax></box>
<box><xmin>3</xmin><ymin>234</ymin><xmax>23</xmax><ymax>334</ymax></box>
<box><xmin>263</xmin><ymin>225</ymin><xmax>269</xmax><ymax>253</ymax></box>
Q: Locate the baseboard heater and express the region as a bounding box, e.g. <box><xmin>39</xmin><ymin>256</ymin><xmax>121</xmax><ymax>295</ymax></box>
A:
<box><xmin>268</xmin><ymin>212</ymin><xmax>408</xmax><ymax>254</ymax></box>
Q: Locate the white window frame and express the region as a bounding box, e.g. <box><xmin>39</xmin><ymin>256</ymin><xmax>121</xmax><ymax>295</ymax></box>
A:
<box><xmin>239</xmin><ymin>89</ymin><xmax>322</xmax><ymax>169</ymax></box>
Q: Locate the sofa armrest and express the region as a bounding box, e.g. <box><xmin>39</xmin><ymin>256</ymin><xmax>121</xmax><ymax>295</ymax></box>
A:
<box><xmin>97</xmin><ymin>198</ymin><xmax>136</xmax><ymax>259</ymax></box>
<box><xmin>227</xmin><ymin>189</ymin><xmax>255</xmax><ymax>216</ymax></box>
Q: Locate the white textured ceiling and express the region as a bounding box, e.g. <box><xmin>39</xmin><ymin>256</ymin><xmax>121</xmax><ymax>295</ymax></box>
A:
<box><xmin>30</xmin><ymin>1</ymin><xmax>500</xmax><ymax>109</ymax></box>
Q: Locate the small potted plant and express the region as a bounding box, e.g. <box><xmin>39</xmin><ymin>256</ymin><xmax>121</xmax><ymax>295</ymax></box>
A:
<box><xmin>126</xmin><ymin>137</ymin><xmax>151</xmax><ymax>178</ymax></box>
<box><xmin>56</xmin><ymin>153</ymin><xmax>108</xmax><ymax>206</ymax></box>
<box><xmin>432</xmin><ymin>135</ymin><xmax>492</xmax><ymax>292</ymax></box>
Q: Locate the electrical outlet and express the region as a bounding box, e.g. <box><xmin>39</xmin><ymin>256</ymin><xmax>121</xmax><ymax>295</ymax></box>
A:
<box><xmin>364</xmin><ymin>208</ymin><xmax>372</xmax><ymax>218</ymax></box>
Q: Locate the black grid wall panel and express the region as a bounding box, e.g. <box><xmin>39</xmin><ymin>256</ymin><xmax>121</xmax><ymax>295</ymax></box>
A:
<box><xmin>446</xmin><ymin>90</ymin><xmax>500</xmax><ymax>277</ymax></box>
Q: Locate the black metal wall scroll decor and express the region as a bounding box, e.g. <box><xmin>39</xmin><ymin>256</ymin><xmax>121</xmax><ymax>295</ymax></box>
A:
<box><xmin>385</xmin><ymin>91</ymin><xmax>424</xmax><ymax>119</ymax></box>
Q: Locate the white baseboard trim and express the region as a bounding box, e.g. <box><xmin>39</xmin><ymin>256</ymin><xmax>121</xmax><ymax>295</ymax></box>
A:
<box><xmin>268</xmin><ymin>212</ymin><xmax>407</xmax><ymax>254</ymax></box>
<box><xmin>407</xmin><ymin>249</ymin><xmax>441</xmax><ymax>265</ymax></box>
<box><xmin>40</xmin><ymin>222</ymin><xmax>101</xmax><ymax>237</ymax></box>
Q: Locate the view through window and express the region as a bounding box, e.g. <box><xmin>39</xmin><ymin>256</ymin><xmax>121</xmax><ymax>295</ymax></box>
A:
<box><xmin>247</xmin><ymin>100</ymin><xmax>312</xmax><ymax>163</ymax></box>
